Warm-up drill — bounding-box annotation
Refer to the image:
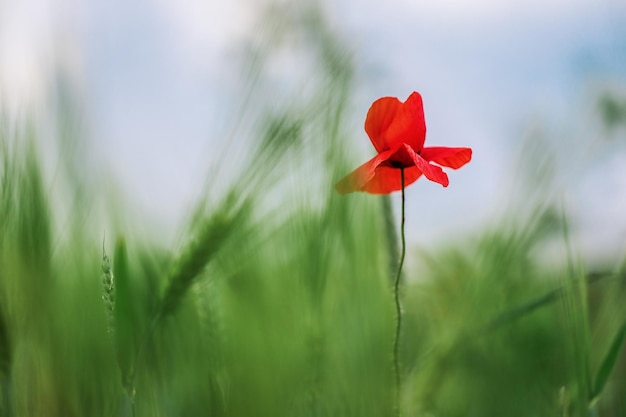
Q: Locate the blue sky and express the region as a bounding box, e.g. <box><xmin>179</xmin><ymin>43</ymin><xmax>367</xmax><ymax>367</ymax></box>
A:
<box><xmin>1</xmin><ymin>0</ymin><xmax>625</xmax><ymax>261</ymax></box>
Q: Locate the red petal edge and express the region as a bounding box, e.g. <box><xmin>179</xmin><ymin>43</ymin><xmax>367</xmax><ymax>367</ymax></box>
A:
<box><xmin>420</xmin><ymin>147</ymin><xmax>472</xmax><ymax>169</ymax></box>
<box><xmin>364</xmin><ymin>97</ymin><xmax>403</xmax><ymax>153</ymax></box>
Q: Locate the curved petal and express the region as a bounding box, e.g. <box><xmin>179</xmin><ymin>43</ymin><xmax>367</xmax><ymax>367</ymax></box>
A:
<box><xmin>365</xmin><ymin>92</ymin><xmax>426</xmax><ymax>153</ymax></box>
<box><xmin>335</xmin><ymin>144</ymin><xmax>424</xmax><ymax>194</ymax></box>
<box><xmin>334</xmin><ymin>147</ymin><xmax>398</xmax><ymax>194</ymax></box>
<box><xmin>404</xmin><ymin>144</ymin><xmax>449</xmax><ymax>187</ymax></box>
<box><xmin>358</xmin><ymin>166</ymin><xmax>422</xmax><ymax>194</ymax></box>
<box><xmin>421</xmin><ymin>146</ymin><xmax>472</xmax><ymax>169</ymax></box>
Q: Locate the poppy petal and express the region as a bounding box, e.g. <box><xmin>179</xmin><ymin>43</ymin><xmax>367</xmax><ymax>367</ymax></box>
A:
<box><xmin>357</xmin><ymin>166</ymin><xmax>422</xmax><ymax>194</ymax></box>
<box><xmin>404</xmin><ymin>144</ymin><xmax>449</xmax><ymax>187</ymax></box>
<box><xmin>335</xmin><ymin>145</ymin><xmax>422</xmax><ymax>194</ymax></box>
<box><xmin>365</xmin><ymin>92</ymin><xmax>426</xmax><ymax>153</ymax></box>
<box><xmin>421</xmin><ymin>146</ymin><xmax>472</xmax><ymax>169</ymax></box>
<box><xmin>335</xmin><ymin>147</ymin><xmax>397</xmax><ymax>194</ymax></box>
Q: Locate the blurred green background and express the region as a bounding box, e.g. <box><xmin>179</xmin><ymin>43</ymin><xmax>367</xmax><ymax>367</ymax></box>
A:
<box><xmin>1</xmin><ymin>0</ymin><xmax>626</xmax><ymax>416</ymax></box>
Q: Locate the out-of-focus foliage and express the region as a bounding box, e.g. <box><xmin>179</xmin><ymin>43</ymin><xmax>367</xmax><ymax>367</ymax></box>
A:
<box><xmin>598</xmin><ymin>91</ymin><xmax>626</xmax><ymax>135</ymax></box>
<box><xmin>0</xmin><ymin>2</ymin><xmax>625</xmax><ymax>417</ymax></box>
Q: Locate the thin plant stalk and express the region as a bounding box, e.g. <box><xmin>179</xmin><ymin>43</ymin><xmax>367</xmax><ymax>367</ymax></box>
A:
<box><xmin>393</xmin><ymin>167</ymin><xmax>405</xmax><ymax>417</ymax></box>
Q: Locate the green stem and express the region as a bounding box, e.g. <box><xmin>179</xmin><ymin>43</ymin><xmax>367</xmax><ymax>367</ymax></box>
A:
<box><xmin>393</xmin><ymin>167</ymin><xmax>406</xmax><ymax>417</ymax></box>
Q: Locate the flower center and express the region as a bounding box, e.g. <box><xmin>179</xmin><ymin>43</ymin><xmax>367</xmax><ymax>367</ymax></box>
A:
<box><xmin>387</xmin><ymin>147</ymin><xmax>420</xmax><ymax>168</ymax></box>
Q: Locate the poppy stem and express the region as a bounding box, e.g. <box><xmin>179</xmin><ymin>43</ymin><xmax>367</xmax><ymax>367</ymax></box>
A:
<box><xmin>393</xmin><ymin>167</ymin><xmax>405</xmax><ymax>417</ymax></box>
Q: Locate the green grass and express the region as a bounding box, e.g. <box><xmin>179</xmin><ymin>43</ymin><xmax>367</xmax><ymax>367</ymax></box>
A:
<box><xmin>1</xmin><ymin>3</ymin><xmax>626</xmax><ymax>417</ymax></box>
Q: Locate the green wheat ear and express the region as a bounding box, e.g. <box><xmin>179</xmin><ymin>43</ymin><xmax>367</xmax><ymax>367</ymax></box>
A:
<box><xmin>159</xmin><ymin>194</ymin><xmax>251</xmax><ymax>319</ymax></box>
<box><xmin>101</xmin><ymin>240</ymin><xmax>115</xmax><ymax>334</ymax></box>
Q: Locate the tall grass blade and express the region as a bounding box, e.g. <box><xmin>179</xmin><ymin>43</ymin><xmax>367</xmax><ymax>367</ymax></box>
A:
<box><xmin>112</xmin><ymin>237</ymin><xmax>135</xmax><ymax>396</ymax></box>
<box><xmin>591</xmin><ymin>321</ymin><xmax>626</xmax><ymax>404</ymax></box>
<box><xmin>485</xmin><ymin>272</ymin><xmax>611</xmax><ymax>333</ymax></box>
<box><xmin>559</xmin><ymin>210</ymin><xmax>593</xmax><ymax>417</ymax></box>
<box><xmin>0</xmin><ymin>303</ymin><xmax>11</xmax><ymax>377</ymax></box>
<box><xmin>0</xmin><ymin>303</ymin><xmax>11</xmax><ymax>416</ymax></box>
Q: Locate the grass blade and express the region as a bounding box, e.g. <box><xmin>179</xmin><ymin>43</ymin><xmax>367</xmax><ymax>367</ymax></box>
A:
<box><xmin>0</xmin><ymin>304</ymin><xmax>10</xmax><ymax>378</ymax></box>
<box><xmin>112</xmin><ymin>237</ymin><xmax>135</xmax><ymax>395</ymax></box>
<box><xmin>0</xmin><ymin>304</ymin><xmax>11</xmax><ymax>416</ymax></box>
<box><xmin>591</xmin><ymin>321</ymin><xmax>626</xmax><ymax>404</ymax></box>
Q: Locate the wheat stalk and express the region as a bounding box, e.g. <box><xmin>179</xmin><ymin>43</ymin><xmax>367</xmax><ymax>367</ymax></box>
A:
<box><xmin>0</xmin><ymin>301</ymin><xmax>11</xmax><ymax>416</ymax></box>
<box><xmin>159</xmin><ymin>195</ymin><xmax>249</xmax><ymax>318</ymax></box>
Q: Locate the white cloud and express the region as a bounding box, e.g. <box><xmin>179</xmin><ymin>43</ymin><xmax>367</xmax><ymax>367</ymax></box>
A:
<box><xmin>401</xmin><ymin>0</ymin><xmax>613</xmax><ymax>24</ymax></box>
<box><xmin>0</xmin><ymin>0</ymin><xmax>53</xmax><ymax>111</ymax></box>
<box><xmin>153</xmin><ymin>0</ymin><xmax>254</xmax><ymax>73</ymax></box>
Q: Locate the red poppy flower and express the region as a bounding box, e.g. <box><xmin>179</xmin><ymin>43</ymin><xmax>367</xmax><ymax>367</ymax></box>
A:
<box><xmin>335</xmin><ymin>92</ymin><xmax>472</xmax><ymax>194</ymax></box>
